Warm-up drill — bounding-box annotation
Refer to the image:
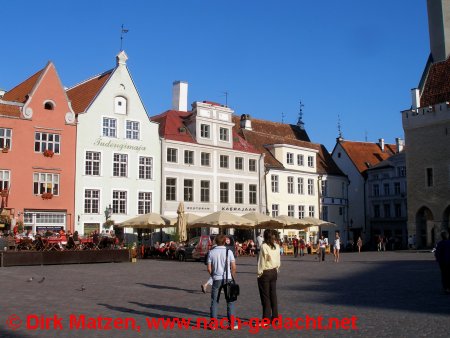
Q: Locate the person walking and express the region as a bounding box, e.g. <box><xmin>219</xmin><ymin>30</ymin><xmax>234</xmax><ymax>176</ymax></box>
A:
<box><xmin>292</xmin><ymin>235</ymin><xmax>299</xmax><ymax>258</ymax></box>
<box><xmin>435</xmin><ymin>231</ymin><xmax>450</xmax><ymax>294</ymax></box>
<box><xmin>207</xmin><ymin>234</ymin><xmax>237</xmax><ymax>329</ymax></box>
<box><xmin>299</xmin><ymin>238</ymin><xmax>305</xmax><ymax>256</ymax></box>
<box><xmin>257</xmin><ymin>229</ymin><xmax>281</xmax><ymax>324</ymax></box>
<box><xmin>318</xmin><ymin>235</ymin><xmax>326</xmax><ymax>262</ymax></box>
<box><xmin>333</xmin><ymin>233</ymin><xmax>341</xmax><ymax>263</ymax></box>
<box><xmin>357</xmin><ymin>237</ymin><xmax>363</xmax><ymax>253</ymax></box>
<box><xmin>256</xmin><ymin>232</ymin><xmax>263</xmax><ymax>257</ymax></box>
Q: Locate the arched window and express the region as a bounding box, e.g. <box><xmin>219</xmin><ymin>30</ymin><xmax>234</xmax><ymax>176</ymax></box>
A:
<box><xmin>44</xmin><ymin>101</ymin><xmax>55</xmax><ymax>110</ymax></box>
<box><xmin>114</xmin><ymin>96</ymin><xmax>127</xmax><ymax>115</ymax></box>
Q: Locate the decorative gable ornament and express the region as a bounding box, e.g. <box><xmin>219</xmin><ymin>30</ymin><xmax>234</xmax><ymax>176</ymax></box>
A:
<box><xmin>23</xmin><ymin>107</ymin><xmax>33</xmax><ymax>119</ymax></box>
<box><xmin>65</xmin><ymin>112</ymin><xmax>75</xmax><ymax>124</ymax></box>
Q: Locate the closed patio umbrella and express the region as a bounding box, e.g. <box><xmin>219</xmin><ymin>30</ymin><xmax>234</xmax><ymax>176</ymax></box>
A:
<box><xmin>176</xmin><ymin>202</ymin><xmax>187</xmax><ymax>242</ymax></box>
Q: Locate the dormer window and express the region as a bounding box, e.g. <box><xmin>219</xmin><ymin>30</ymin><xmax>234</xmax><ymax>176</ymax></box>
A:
<box><xmin>114</xmin><ymin>96</ymin><xmax>127</xmax><ymax>115</ymax></box>
<box><xmin>219</xmin><ymin>128</ymin><xmax>229</xmax><ymax>142</ymax></box>
<box><xmin>44</xmin><ymin>101</ymin><xmax>55</xmax><ymax>110</ymax></box>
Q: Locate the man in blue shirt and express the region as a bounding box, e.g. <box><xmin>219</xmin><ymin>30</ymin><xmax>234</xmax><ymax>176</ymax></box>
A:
<box><xmin>207</xmin><ymin>234</ymin><xmax>237</xmax><ymax>328</ymax></box>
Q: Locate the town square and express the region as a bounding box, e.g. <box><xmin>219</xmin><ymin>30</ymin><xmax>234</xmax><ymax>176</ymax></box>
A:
<box><xmin>1</xmin><ymin>1</ymin><xmax>450</xmax><ymax>337</ymax></box>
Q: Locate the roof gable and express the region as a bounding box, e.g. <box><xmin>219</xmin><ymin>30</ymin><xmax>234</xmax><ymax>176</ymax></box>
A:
<box><xmin>420</xmin><ymin>56</ymin><xmax>450</xmax><ymax>107</ymax></box>
<box><xmin>2</xmin><ymin>66</ymin><xmax>46</xmax><ymax>103</ymax></box>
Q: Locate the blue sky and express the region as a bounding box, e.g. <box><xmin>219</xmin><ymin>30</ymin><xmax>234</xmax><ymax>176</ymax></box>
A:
<box><xmin>1</xmin><ymin>0</ymin><xmax>429</xmax><ymax>151</ymax></box>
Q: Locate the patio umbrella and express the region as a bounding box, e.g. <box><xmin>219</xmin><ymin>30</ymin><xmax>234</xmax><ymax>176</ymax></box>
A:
<box><xmin>301</xmin><ymin>217</ymin><xmax>337</xmax><ymax>227</ymax></box>
<box><xmin>276</xmin><ymin>215</ymin><xmax>310</xmax><ymax>230</ymax></box>
<box><xmin>242</xmin><ymin>212</ymin><xmax>284</xmax><ymax>229</ymax></box>
<box><xmin>188</xmin><ymin>211</ymin><xmax>255</xmax><ymax>229</ymax></box>
<box><xmin>118</xmin><ymin>213</ymin><xmax>171</xmax><ymax>229</ymax></box>
<box><xmin>176</xmin><ymin>202</ymin><xmax>187</xmax><ymax>242</ymax></box>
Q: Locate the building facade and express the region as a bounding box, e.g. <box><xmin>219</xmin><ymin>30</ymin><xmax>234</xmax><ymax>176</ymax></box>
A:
<box><xmin>152</xmin><ymin>82</ymin><xmax>264</xmax><ymax>232</ymax></box>
<box><xmin>67</xmin><ymin>51</ymin><xmax>161</xmax><ymax>234</ymax></box>
<box><xmin>235</xmin><ymin>115</ymin><xmax>348</xmax><ymax>244</ymax></box>
<box><xmin>0</xmin><ymin>62</ymin><xmax>77</xmax><ymax>233</ymax></box>
<box><xmin>366</xmin><ymin>152</ymin><xmax>408</xmax><ymax>248</ymax></box>
<box><xmin>401</xmin><ymin>0</ymin><xmax>450</xmax><ymax>247</ymax></box>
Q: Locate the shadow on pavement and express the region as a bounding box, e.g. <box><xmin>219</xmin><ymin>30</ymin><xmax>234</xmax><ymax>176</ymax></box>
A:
<box><xmin>136</xmin><ymin>283</ymin><xmax>200</xmax><ymax>294</ymax></box>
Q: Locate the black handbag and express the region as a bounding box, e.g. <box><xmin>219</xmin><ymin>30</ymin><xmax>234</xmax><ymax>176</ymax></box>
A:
<box><xmin>223</xmin><ymin>249</ymin><xmax>239</xmax><ymax>302</ymax></box>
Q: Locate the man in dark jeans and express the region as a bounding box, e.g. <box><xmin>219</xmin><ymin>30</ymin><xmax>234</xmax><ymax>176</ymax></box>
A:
<box><xmin>318</xmin><ymin>235</ymin><xmax>326</xmax><ymax>262</ymax></box>
<box><xmin>207</xmin><ymin>234</ymin><xmax>238</xmax><ymax>330</ymax></box>
<box><xmin>292</xmin><ymin>235</ymin><xmax>299</xmax><ymax>258</ymax></box>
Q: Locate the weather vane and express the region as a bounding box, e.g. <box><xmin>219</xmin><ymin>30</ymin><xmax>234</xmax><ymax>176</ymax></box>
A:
<box><xmin>120</xmin><ymin>24</ymin><xmax>129</xmax><ymax>51</ymax></box>
<box><xmin>337</xmin><ymin>113</ymin><xmax>343</xmax><ymax>139</ymax></box>
<box><xmin>222</xmin><ymin>91</ymin><xmax>229</xmax><ymax>107</ymax></box>
<box><xmin>297</xmin><ymin>100</ymin><xmax>305</xmax><ymax>127</ymax></box>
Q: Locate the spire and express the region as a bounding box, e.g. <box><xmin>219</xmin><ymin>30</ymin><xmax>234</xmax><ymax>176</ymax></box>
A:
<box><xmin>297</xmin><ymin>100</ymin><xmax>305</xmax><ymax>129</ymax></box>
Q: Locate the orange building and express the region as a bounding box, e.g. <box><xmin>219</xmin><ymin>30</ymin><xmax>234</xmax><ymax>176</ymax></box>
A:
<box><xmin>0</xmin><ymin>62</ymin><xmax>77</xmax><ymax>233</ymax></box>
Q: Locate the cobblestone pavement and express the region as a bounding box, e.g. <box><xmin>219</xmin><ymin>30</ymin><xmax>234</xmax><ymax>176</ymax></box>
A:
<box><xmin>0</xmin><ymin>251</ymin><xmax>448</xmax><ymax>338</ymax></box>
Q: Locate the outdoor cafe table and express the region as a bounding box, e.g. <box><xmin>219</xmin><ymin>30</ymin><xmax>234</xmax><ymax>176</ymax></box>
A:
<box><xmin>43</xmin><ymin>237</ymin><xmax>62</xmax><ymax>251</ymax></box>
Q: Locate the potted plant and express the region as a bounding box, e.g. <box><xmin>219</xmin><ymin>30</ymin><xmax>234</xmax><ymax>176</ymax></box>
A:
<box><xmin>41</xmin><ymin>192</ymin><xmax>53</xmax><ymax>199</ymax></box>
<box><xmin>2</xmin><ymin>147</ymin><xmax>9</xmax><ymax>153</ymax></box>
<box><xmin>43</xmin><ymin>149</ymin><xmax>54</xmax><ymax>157</ymax></box>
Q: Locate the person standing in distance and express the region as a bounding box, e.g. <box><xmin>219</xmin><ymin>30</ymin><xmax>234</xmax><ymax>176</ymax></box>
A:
<box><xmin>257</xmin><ymin>229</ymin><xmax>281</xmax><ymax>324</ymax></box>
<box><xmin>256</xmin><ymin>232</ymin><xmax>263</xmax><ymax>257</ymax></box>
<box><xmin>435</xmin><ymin>231</ymin><xmax>450</xmax><ymax>294</ymax></box>
<box><xmin>207</xmin><ymin>234</ymin><xmax>237</xmax><ymax>329</ymax></box>
<box><xmin>334</xmin><ymin>232</ymin><xmax>341</xmax><ymax>263</ymax></box>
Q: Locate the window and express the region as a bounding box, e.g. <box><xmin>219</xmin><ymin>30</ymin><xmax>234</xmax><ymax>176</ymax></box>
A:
<box><xmin>374</xmin><ymin>205</ymin><xmax>380</xmax><ymax>217</ymax></box>
<box><xmin>200</xmin><ymin>181</ymin><xmax>210</xmax><ymax>202</ymax></box>
<box><xmin>184</xmin><ymin>150</ymin><xmax>194</xmax><ymax>165</ymax></box>
<box><xmin>272</xmin><ymin>204</ymin><xmax>279</xmax><ymax>217</ymax></box>
<box><xmin>138</xmin><ymin>192</ymin><xmax>152</xmax><ymax>214</ymax></box>
<box><xmin>201</xmin><ymin>152</ymin><xmax>210</xmax><ymax>166</ymax></box>
<box><xmin>383</xmin><ymin>183</ymin><xmax>390</xmax><ymax>196</ymax></box>
<box><xmin>287</xmin><ymin>176</ymin><xmax>294</xmax><ymax>194</ymax></box>
<box><xmin>426</xmin><ymin>168</ymin><xmax>433</xmax><ymax>187</ymax></box>
<box><xmin>298</xmin><ymin>177</ymin><xmax>304</xmax><ymax>194</ymax></box>
<box><xmin>384</xmin><ymin>204</ymin><xmax>391</xmax><ymax>218</ymax></box>
<box><xmin>85</xmin><ymin>151</ymin><xmax>101</xmax><ymax>176</ymax></box>
<box><xmin>220</xmin><ymin>182</ymin><xmax>229</xmax><ymax>203</ymax></box>
<box><xmin>139</xmin><ymin>156</ymin><xmax>153</xmax><ymax>179</ymax></box>
<box><xmin>0</xmin><ymin>170</ymin><xmax>10</xmax><ymax>190</ymax></box>
<box><xmin>297</xmin><ymin>154</ymin><xmax>304</xmax><ymax>166</ymax></box>
<box><xmin>249</xmin><ymin>184</ymin><xmax>257</xmax><ymax>204</ymax></box>
<box><xmin>167</xmin><ymin>148</ymin><xmax>178</xmax><ymax>163</ymax></box>
<box><xmin>373</xmin><ymin>184</ymin><xmax>380</xmax><ymax>197</ymax></box>
<box><xmin>184</xmin><ymin>179</ymin><xmax>194</xmax><ymax>201</ymax></box>
<box><xmin>33</xmin><ymin>173</ymin><xmax>59</xmax><ymax>195</ymax></box>
<box><xmin>200</xmin><ymin>124</ymin><xmax>210</xmax><ymax>138</ymax></box>
<box><xmin>398</xmin><ymin>166</ymin><xmax>406</xmax><ymax>177</ymax></box>
<box><xmin>271</xmin><ymin>175</ymin><xmax>279</xmax><ymax>193</ymax></box>
<box><xmin>34</xmin><ymin>132</ymin><xmax>60</xmax><ymax>154</ymax></box>
<box><xmin>166</xmin><ymin>178</ymin><xmax>176</xmax><ymax>201</ymax></box>
<box><xmin>0</xmin><ymin>128</ymin><xmax>12</xmax><ymax>149</ymax></box>
<box><xmin>114</xmin><ymin>96</ymin><xmax>127</xmax><ymax>115</ymax></box>
<box><xmin>235</xmin><ymin>157</ymin><xmax>244</xmax><ymax>170</ymax></box>
<box><xmin>220</xmin><ymin>155</ymin><xmax>229</xmax><ymax>168</ymax></box>
<box><xmin>307</xmin><ymin>179</ymin><xmax>314</xmax><ymax>195</ymax></box>
<box><xmin>126</xmin><ymin>121</ymin><xmax>140</xmax><ymax>140</ymax></box>
<box><xmin>113</xmin><ymin>153</ymin><xmax>128</xmax><ymax>177</ymax></box>
<box><xmin>298</xmin><ymin>205</ymin><xmax>305</xmax><ymax>219</ymax></box>
<box><xmin>287</xmin><ymin>152</ymin><xmax>294</xmax><ymax>165</ymax></box>
<box><xmin>112</xmin><ymin>190</ymin><xmax>127</xmax><ymax>214</ymax></box>
<box><xmin>102</xmin><ymin>117</ymin><xmax>117</xmax><ymax>137</ymax></box>
<box><xmin>288</xmin><ymin>205</ymin><xmax>295</xmax><ymax>217</ymax></box>
<box><xmin>235</xmin><ymin>183</ymin><xmax>243</xmax><ymax>204</ymax></box>
<box><xmin>219</xmin><ymin>127</ymin><xmax>229</xmax><ymax>141</ymax></box>
<box><xmin>395</xmin><ymin>203</ymin><xmax>402</xmax><ymax>217</ymax></box>
<box><xmin>308</xmin><ymin>205</ymin><xmax>315</xmax><ymax>217</ymax></box>
<box><xmin>394</xmin><ymin>182</ymin><xmax>401</xmax><ymax>195</ymax></box>
<box><xmin>249</xmin><ymin>159</ymin><xmax>257</xmax><ymax>172</ymax></box>
<box><xmin>322</xmin><ymin>206</ymin><xmax>329</xmax><ymax>221</ymax></box>
<box><xmin>44</xmin><ymin>101</ymin><xmax>54</xmax><ymax>110</ymax></box>
<box><xmin>84</xmin><ymin>189</ymin><xmax>100</xmax><ymax>214</ymax></box>
<box><xmin>319</xmin><ymin>180</ymin><xmax>326</xmax><ymax>197</ymax></box>
<box><xmin>308</xmin><ymin>156</ymin><xmax>314</xmax><ymax>167</ymax></box>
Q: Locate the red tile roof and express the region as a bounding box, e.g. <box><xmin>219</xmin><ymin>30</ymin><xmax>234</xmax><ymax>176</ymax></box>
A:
<box><xmin>232</xmin><ymin>116</ymin><xmax>344</xmax><ymax>175</ymax></box>
<box><xmin>0</xmin><ymin>103</ymin><xmax>21</xmax><ymax>118</ymax></box>
<box><xmin>338</xmin><ymin>140</ymin><xmax>397</xmax><ymax>175</ymax></box>
<box><xmin>151</xmin><ymin>110</ymin><xmax>259</xmax><ymax>153</ymax></box>
<box><xmin>420</xmin><ymin>57</ymin><xmax>450</xmax><ymax>107</ymax></box>
<box><xmin>67</xmin><ymin>70</ymin><xmax>113</xmax><ymax>114</ymax></box>
<box><xmin>2</xmin><ymin>67</ymin><xmax>45</xmax><ymax>103</ymax></box>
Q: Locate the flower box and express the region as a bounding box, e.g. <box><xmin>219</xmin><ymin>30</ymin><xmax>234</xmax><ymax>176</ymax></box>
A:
<box><xmin>41</xmin><ymin>192</ymin><xmax>53</xmax><ymax>200</ymax></box>
<box><xmin>2</xmin><ymin>148</ymin><xmax>9</xmax><ymax>153</ymax></box>
<box><xmin>43</xmin><ymin>149</ymin><xmax>54</xmax><ymax>157</ymax></box>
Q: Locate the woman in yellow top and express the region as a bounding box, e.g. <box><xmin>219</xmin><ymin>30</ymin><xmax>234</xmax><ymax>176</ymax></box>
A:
<box><xmin>257</xmin><ymin>229</ymin><xmax>281</xmax><ymax>322</ymax></box>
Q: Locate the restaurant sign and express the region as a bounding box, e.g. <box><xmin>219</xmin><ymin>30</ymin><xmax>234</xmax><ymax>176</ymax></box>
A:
<box><xmin>221</xmin><ymin>206</ymin><xmax>257</xmax><ymax>212</ymax></box>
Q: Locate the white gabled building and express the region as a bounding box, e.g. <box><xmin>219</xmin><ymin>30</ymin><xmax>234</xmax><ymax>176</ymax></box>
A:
<box><xmin>68</xmin><ymin>51</ymin><xmax>161</xmax><ymax>235</ymax></box>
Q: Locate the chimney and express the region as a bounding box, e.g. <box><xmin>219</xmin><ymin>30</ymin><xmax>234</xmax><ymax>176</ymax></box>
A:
<box><xmin>411</xmin><ymin>88</ymin><xmax>421</xmax><ymax>109</ymax></box>
<box><xmin>240</xmin><ymin>114</ymin><xmax>252</xmax><ymax>130</ymax></box>
<box><xmin>427</xmin><ymin>0</ymin><xmax>450</xmax><ymax>62</ymax></box>
<box><xmin>172</xmin><ymin>81</ymin><xmax>188</xmax><ymax>112</ymax></box>
<box><xmin>395</xmin><ymin>138</ymin><xmax>405</xmax><ymax>153</ymax></box>
<box><xmin>378</xmin><ymin>138</ymin><xmax>385</xmax><ymax>152</ymax></box>
<box><xmin>0</xmin><ymin>89</ymin><xmax>5</xmax><ymax>98</ymax></box>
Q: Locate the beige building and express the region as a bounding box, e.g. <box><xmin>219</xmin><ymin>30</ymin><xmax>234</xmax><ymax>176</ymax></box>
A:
<box><xmin>401</xmin><ymin>0</ymin><xmax>450</xmax><ymax>247</ymax></box>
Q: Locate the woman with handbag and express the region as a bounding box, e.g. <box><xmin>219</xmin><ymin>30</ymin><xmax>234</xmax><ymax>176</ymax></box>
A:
<box><xmin>257</xmin><ymin>229</ymin><xmax>281</xmax><ymax>323</ymax></box>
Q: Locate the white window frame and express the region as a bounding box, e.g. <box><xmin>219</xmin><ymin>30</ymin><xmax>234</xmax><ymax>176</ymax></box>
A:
<box><xmin>184</xmin><ymin>150</ymin><xmax>194</xmax><ymax>165</ymax></box>
<box><xmin>84</xmin><ymin>189</ymin><xmax>100</xmax><ymax>214</ymax></box>
<box><xmin>34</xmin><ymin>132</ymin><xmax>60</xmax><ymax>154</ymax></box>
<box><xmin>200</xmin><ymin>124</ymin><xmax>210</xmax><ymax>139</ymax></box>
<box><xmin>308</xmin><ymin>205</ymin><xmax>315</xmax><ymax>217</ymax></box>
<box><xmin>200</xmin><ymin>180</ymin><xmax>210</xmax><ymax>202</ymax></box>
<box><xmin>287</xmin><ymin>176</ymin><xmax>294</xmax><ymax>194</ymax></box>
<box><xmin>113</xmin><ymin>153</ymin><xmax>128</xmax><ymax>177</ymax></box>
<box><xmin>249</xmin><ymin>159</ymin><xmax>257</xmax><ymax>172</ymax></box>
<box><xmin>219</xmin><ymin>127</ymin><xmax>229</xmax><ymax>141</ymax></box>
<box><xmin>220</xmin><ymin>155</ymin><xmax>229</xmax><ymax>169</ymax></box>
<box><xmin>271</xmin><ymin>175</ymin><xmax>279</xmax><ymax>193</ymax></box>
<box><xmin>0</xmin><ymin>170</ymin><xmax>11</xmax><ymax>190</ymax></box>
<box><xmin>220</xmin><ymin>182</ymin><xmax>229</xmax><ymax>203</ymax></box>
<box><xmin>167</xmin><ymin>148</ymin><xmax>178</xmax><ymax>163</ymax></box>
<box><xmin>235</xmin><ymin>183</ymin><xmax>244</xmax><ymax>204</ymax></box>
<box><xmin>235</xmin><ymin>157</ymin><xmax>244</xmax><ymax>170</ymax></box>
<box><xmin>307</xmin><ymin>178</ymin><xmax>314</xmax><ymax>195</ymax></box>
<box><xmin>298</xmin><ymin>205</ymin><xmax>305</xmax><ymax>219</ymax></box>
<box><xmin>166</xmin><ymin>178</ymin><xmax>177</xmax><ymax>201</ymax></box>
<box><xmin>287</xmin><ymin>152</ymin><xmax>294</xmax><ymax>165</ymax></box>
<box><xmin>308</xmin><ymin>156</ymin><xmax>314</xmax><ymax>168</ymax></box>
<box><xmin>297</xmin><ymin>154</ymin><xmax>304</xmax><ymax>166</ymax></box>
<box><xmin>0</xmin><ymin>128</ymin><xmax>12</xmax><ymax>150</ymax></box>
<box><xmin>85</xmin><ymin>151</ymin><xmax>101</xmax><ymax>176</ymax></box>
<box><xmin>33</xmin><ymin>173</ymin><xmax>59</xmax><ymax>195</ymax></box>
<box><xmin>201</xmin><ymin>152</ymin><xmax>211</xmax><ymax>167</ymax></box>
<box><xmin>298</xmin><ymin>177</ymin><xmax>304</xmax><ymax>195</ymax></box>
<box><xmin>112</xmin><ymin>190</ymin><xmax>127</xmax><ymax>214</ymax></box>
<box><xmin>138</xmin><ymin>191</ymin><xmax>152</xmax><ymax>214</ymax></box>
<box><xmin>125</xmin><ymin>120</ymin><xmax>140</xmax><ymax>140</ymax></box>
<box><xmin>139</xmin><ymin>156</ymin><xmax>153</xmax><ymax>180</ymax></box>
<box><xmin>102</xmin><ymin>117</ymin><xmax>117</xmax><ymax>137</ymax></box>
<box><xmin>249</xmin><ymin>184</ymin><xmax>257</xmax><ymax>205</ymax></box>
<box><xmin>271</xmin><ymin>204</ymin><xmax>279</xmax><ymax>217</ymax></box>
